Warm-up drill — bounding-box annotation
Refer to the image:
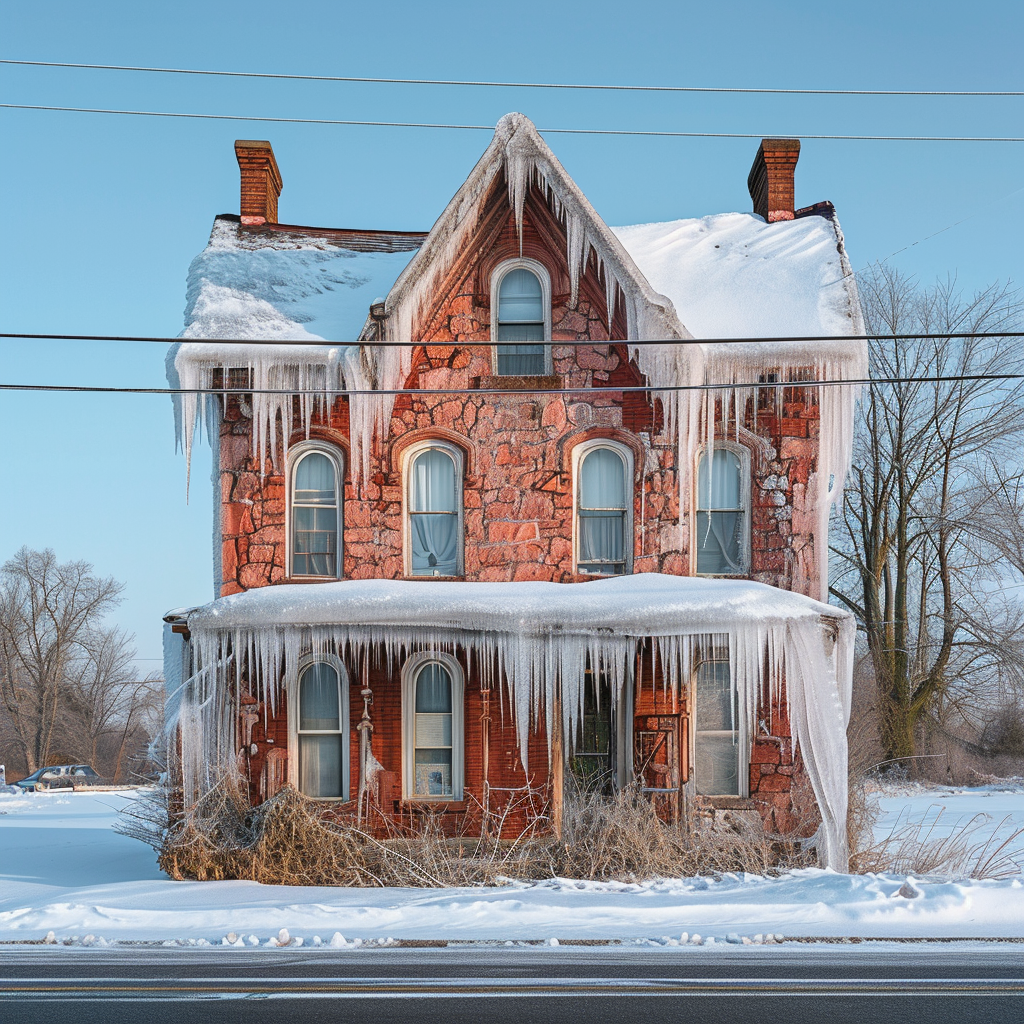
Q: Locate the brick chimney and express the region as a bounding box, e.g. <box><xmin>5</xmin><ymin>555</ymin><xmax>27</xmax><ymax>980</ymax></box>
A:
<box><xmin>747</xmin><ymin>138</ymin><xmax>800</xmax><ymax>222</ymax></box>
<box><xmin>234</xmin><ymin>140</ymin><xmax>283</xmax><ymax>226</ymax></box>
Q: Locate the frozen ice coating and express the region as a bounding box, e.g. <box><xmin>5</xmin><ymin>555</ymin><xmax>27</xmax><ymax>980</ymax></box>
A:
<box><xmin>170</xmin><ymin>574</ymin><xmax>855</xmax><ymax>870</ymax></box>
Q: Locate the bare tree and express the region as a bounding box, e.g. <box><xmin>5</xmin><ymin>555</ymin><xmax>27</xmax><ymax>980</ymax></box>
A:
<box><xmin>0</xmin><ymin>548</ymin><xmax>124</xmax><ymax>773</ymax></box>
<box><xmin>832</xmin><ymin>267</ymin><xmax>1024</xmax><ymax>764</ymax></box>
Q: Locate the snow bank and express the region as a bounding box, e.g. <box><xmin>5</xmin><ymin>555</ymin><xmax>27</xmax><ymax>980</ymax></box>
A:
<box><xmin>3</xmin><ymin>791</ymin><xmax>1024</xmax><ymax>944</ymax></box>
<box><xmin>172</xmin><ymin>574</ymin><xmax>854</xmax><ymax>870</ymax></box>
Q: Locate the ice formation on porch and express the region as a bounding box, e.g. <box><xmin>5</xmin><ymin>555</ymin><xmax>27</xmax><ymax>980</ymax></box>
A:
<box><xmin>168</xmin><ymin>574</ymin><xmax>855</xmax><ymax>871</ymax></box>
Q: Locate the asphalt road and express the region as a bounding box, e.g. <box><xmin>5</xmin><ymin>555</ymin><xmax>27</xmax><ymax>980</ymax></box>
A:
<box><xmin>1</xmin><ymin>943</ymin><xmax>1022</xmax><ymax>1023</ymax></box>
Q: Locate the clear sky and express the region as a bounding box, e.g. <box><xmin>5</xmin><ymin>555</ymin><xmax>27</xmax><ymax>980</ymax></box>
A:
<box><xmin>2</xmin><ymin>0</ymin><xmax>1021</xmax><ymax>673</ymax></box>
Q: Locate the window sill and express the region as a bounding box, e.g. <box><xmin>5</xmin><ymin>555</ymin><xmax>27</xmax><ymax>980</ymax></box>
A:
<box><xmin>401</xmin><ymin>574</ymin><xmax>465</xmax><ymax>582</ymax></box>
<box><xmin>279</xmin><ymin>575</ymin><xmax>342</xmax><ymax>585</ymax></box>
<box><xmin>401</xmin><ymin>799</ymin><xmax>467</xmax><ymax>811</ymax></box>
<box><xmin>474</xmin><ymin>374</ymin><xmax>561</xmax><ymax>391</ymax></box>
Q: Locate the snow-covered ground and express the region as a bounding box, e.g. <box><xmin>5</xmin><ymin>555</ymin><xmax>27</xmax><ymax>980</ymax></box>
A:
<box><xmin>1</xmin><ymin>786</ymin><xmax>1022</xmax><ymax>946</ymax></box>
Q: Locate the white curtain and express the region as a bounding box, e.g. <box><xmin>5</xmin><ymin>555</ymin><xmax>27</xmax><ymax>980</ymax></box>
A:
<box><xmin>497</xmin><ymin>268</ymin><xmax>545</xmax><ymax>374</ymax></box>
<box><xmin>411</xmin><ymin>450</ymin><xmax>459</xmax><ymax>575</ymax></box>
<box><xmin>298</xmin><ymin>663</ymin><xmax>342</xmax><ymax>798</ymax></box>
<box><xmin>294</xmin><ymin>452</ymin><xmax>336</xmax><ymax>504</ymax></box>
<box><xmin>696</xmin><ymin>450</ymin><xmax>744</xmax><ymax>574</ymax></box>
<box><xmin>578</xmin><ymin>449</ymin><xmax>626</xmax><ymax>571</ymax></box>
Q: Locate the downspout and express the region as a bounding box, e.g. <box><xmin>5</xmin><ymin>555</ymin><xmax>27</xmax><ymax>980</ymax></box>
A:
<box><xmin>480</xmin><ymin>685</ymin><xmax>492</xmax><ymax>834</ymax></box>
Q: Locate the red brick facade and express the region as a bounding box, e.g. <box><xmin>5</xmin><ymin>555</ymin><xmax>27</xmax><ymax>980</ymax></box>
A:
<box><xmin>213</xmin><ymin>169</ymin><xmax>825</xmax><ymax>838</ymax></box>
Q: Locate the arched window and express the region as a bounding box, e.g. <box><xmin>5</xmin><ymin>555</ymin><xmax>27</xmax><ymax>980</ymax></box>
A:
<box><xmin>295</xmin><ymin>659</ymin><xmax>349</xmax><ymax>799</ymax></box>
<box><xmin>694</xmin><ymin>445</ymin><xmax>749</xmax><ymax>575</ymax></box>
<box><xmin>406</xmin><ymin>443</ymin><xmax>463</xmax><ymax>577</ymax></box>
<box><xmin>492</xmin><ymin>260</ymin><xmax>550</xmax><ymax>376</ymax></box>
<box><xmin>402</xmin><ymin>655</ymin><xmax>464</xmax><ymax>800</ymax></box>
<box><xmin>574</xmin><ymin>442</ymin><xmax>632</xmax><ymax>575</ymax></box>
<box><xmin>289</xmin><ymin>445</ymin><xmax>343</xmax><ymax>578</ymax></box>
<box><xmin>693</xmin><ymin>654</ymin><xmax>745</xmax><ymax>797</ymax></box>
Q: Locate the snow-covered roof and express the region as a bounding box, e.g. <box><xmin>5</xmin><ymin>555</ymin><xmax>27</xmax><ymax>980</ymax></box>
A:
<box><xmin>612</xmin><ymin>211</ymin><xmax>863</xmax><ymax>344</ymax></box>
<box><xmin>182</xmin><ymin>572</ymin><xmax>847</xmax><ymax>635</ymax></box>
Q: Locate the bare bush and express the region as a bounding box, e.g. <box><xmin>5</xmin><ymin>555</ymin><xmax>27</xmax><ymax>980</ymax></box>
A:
<box><xmin>152</xmin><ymin>778</ymin><xmax>815</xmax><ymax>887</ymax></box>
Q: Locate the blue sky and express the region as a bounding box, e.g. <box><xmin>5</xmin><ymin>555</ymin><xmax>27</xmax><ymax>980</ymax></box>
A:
<box><xmin>2</xmin><ymin>0</ymin><xmax>1021</xmax><ymax>671</ymax></box>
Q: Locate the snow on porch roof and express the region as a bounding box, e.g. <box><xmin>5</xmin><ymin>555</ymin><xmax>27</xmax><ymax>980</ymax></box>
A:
<box><xmin>181</xmin><ymin>573</ymin><xmax>849</xmax><ymax>637</ymax></box>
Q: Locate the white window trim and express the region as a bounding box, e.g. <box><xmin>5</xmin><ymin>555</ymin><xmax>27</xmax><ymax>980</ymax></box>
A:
<box><xmin>287</xmin><ymin>653</ymin><xmax>351</xmax><ymax>801</ymax></box>
<box><xmin>401</xmin><ymin>651</ymin><xmax>465</xmax><ymax>801</ymax></box>
<box><xmin>689</xmin><ymin>649</ymin><xmax>749</xmax><ymax>799</ymax></box>
<box><xmin>489</xmin><ymin>257</ymin><xmax>553</xmax><ymax>375</ymax></box>
<box><xmin>402</xmin><ymin>439</ymin><xmax>465</xmax><ymax>578</ymax></box>
<box><xmin>691</xmin><ymin>441</ymin><xmax>752</xmax><ymax>577</ymax></box>
<box><xmin>571</xmin><ymin>439</ymin><xmax>634</xmax><ymax>576</ymax></box>
<box><xmin>286</xmin><ymin>441</ymin><xmax>344</xmax><ymax>579</ymax></box>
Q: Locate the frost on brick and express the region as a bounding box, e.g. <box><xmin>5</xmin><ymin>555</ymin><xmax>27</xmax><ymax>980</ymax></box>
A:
<box><xmin>168</xmin><ymin>574</ymin><xmax>855</xmax><ymax>871</ymax></box>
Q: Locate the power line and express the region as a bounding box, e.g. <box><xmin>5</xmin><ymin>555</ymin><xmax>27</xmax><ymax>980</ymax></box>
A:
<box><xmin>2</xmin><ymin>374</ymin><xmax>1023</xmax><ymax>397</ymax></box>
<box><xmin>5</xmin><ymin>331</ymin><xmax>1024</xmax><ymax>347</ymax></box>
<box><xmin>2</xmin><ymin>103</ymin><xmax>1022</xmax><ymax>143</ymax></box>
<box><xmin>3</xmin><ymin>59</ymin><xmax>1021</xmax><ymax>97</ymax></box>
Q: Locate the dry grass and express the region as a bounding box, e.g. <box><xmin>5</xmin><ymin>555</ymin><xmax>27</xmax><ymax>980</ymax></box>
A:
<box><xmin>149</xmin><ymin>776</ymin><xmax>813</xmax><ymax>887</ymax></box>
<box><xmin>847</xmin><ymin>775</ymin><xmax>1024</xmax><ymax>880</ymax></box>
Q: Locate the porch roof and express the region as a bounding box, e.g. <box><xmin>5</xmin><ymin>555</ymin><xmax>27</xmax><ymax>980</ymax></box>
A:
<box><xmin>176</xmin><ymin>573</ymin><xmax>849</xmax><ymax>639</ymax></box>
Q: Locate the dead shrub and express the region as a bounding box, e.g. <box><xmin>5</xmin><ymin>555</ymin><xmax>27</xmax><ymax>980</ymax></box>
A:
<box><xmin>155</xmin><ymin>776</ymin><xmax>818</xmax><ymax>887</ymax></box>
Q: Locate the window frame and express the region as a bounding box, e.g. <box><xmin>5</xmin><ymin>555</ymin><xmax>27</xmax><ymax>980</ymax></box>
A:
<box><xmin>402</xmin><ymin>439</ymin><xmax>465</xmax><ymax>578</ymax></box>
<box><xmin>690</xmin><ymin>647</ymin><xmax>749</xmax><ymax>799</ymax></box>
<box><xmin>286</xmin><ymin>441</ymin><xmax>345</xmax><ymax>580</ymax></box>
<box><xmin>287</xmin><ymin>653</ymin><xmax>350</xmax><ymax>801</ymax></box>
<box><xmin>572</xmin><ymin>439</ymin><xmax>634</xmax><ymax>577</ymax></box>
<box><xmin>691</xmin><ymin>441</ymin><xmax>752</xmax><ymax>577</ymax></box>
<box><xmin>489</xmin><ymin>258</ymin><xmax>553</xmax><ymax>376</ymax></box>
<box><xmin>401</xmin><ymin>652</ymin><xmax>465</xmax><ymax>802</ymax></box>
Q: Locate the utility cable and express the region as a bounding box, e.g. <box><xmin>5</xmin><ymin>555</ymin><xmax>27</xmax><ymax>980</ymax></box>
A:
<box><xmin>2</xmin><ymin>59</ymin><xmax>1021</xmax><ymax>97</ymax></box>
<box><xmin>2</xmin><ymin>373</ymin><xmax>1023</xmax><ymax>397</ymax></box>
<box><xmin>4</xmin><ymin>331</ymin><xmax>1024</xmax><ymax>347</ymax></box>
<box><xmin>2</xmin><ymin>103</ymin><xmax>1022</xmax><ymax>143</ymax></box>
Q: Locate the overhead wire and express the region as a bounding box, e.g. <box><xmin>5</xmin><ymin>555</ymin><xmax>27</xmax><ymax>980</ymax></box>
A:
<box><xmin>2</xmin><ymin>103</ymin><xmax>1022</xmax><ymax>142</ymax></box>
<box><xmin>3</xmin><ymin>373</ymin><xmax>1024</xmax><ymax>397</ymax></box>
<box><xmin>2</xmin><ymin>59</ymin><xmax>1021</xmax><ymax>97</ymax></box>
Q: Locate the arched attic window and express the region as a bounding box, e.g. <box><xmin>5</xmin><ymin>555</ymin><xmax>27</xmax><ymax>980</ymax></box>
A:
<box><xmin>294</xmin><ymin>658</ymin><xmax>349</xmax><ymax>799</ymax></box>
<box><xmin>492</xmin><ymin>260</ymin><xmax>551</xmax><ymax>376</ymax></box>
<box><xmin>289</xmin><ymin>444</ymin><xmax>343</xmax><ymax>578</ymax></box>
<box><xmin>405</xmin><ymin>442</ymin><xmax>463</xmax><ymax>577</ymax></box>
<box><xmin>694</xmin><ymin>445</ymin><xmax>750</xmax><ymax>576</ymax></box>
<box><xmin>574</xmin><ymin>441</ymin><xmax>632</xmax><ymax>576</ymax></box>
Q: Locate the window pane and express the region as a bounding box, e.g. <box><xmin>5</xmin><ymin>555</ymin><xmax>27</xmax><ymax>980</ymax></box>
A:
<box><xmin>695</xmin><ymin>661</ymin><xmax>736</xmax><ymax>732</ymax></box>
<box><xmin>695</xmin><ymin>734</ymin><xmax>740</xmax><ymax>796</ymax></box>
<box><xmin>293</xmin><ymin>506</ymin><xmax>337</xmax><ymax>576</ymax></box>
<box><xmin>698</xmin><ymin>449</ymin><xmax>742</xmax><ymax>510</ymax></box>
<box><xmin>415</xmin><ymin>712</ymin><xmax>453</xmax><ymax>747</ymax></box>
<box><xmin>414</xmin><ymin>749</ymin><xmax>453</xmax><ymax>796</ymax></box>
<box><xmin>299</xmin><ymin>734</ymin><xmax>343</xmax><ymax>798</ymax></box>
<box><xmin>299</xmin><ymin>663</ymin><xmax>340</xmax><ymax>730</ymax></box>
<box><xmin>496</xmin><ymin>343</ymin><xmax>545</xmax><ymax>375</ymax></box>
<box><xmin>415</xmin><ymin>663</ymin><xmax>452</xmax><ymax>713</ymax></box>
<box><xmin>580</xmin><ymin>448</ymin><xmax>626</xmax><ymax>509</ymax></box>
<box><xmin>695</xmin><ymin>511</ymin><xmax>744</xmax><ymax>574</ymax></box>
<box><xmin>411</xmin><ymin>450</ymin><xmax>457</xmax><ymax>512</ymax></box>
<box><xmin>497</xmin><ymin>268</ymin><xmax>543</xmax><ymax>322</ymax></box>
<box><xmin>578</xmin><ymin>510</ymin><xmax>626</xmax><ymax>573</ymax></box>
<box><xmin>294</xmin><ymin>452</ymin><xmax>336</xmax><ymax>505</ymax></box>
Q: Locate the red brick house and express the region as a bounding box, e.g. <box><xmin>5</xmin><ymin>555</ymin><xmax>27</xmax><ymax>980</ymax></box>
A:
<box><xmin>164</xmin><ymin>114</ymin><xmax>863</xmax><ymax>870</ymax></box>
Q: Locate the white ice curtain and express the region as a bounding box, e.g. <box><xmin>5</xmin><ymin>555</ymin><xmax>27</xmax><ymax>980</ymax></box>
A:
<box><xmin>696</xmin><ymin>449</ymin><xmax>745</xmax><ymax>574</ymax></box>
<box><xmin>410</xmin><ymin>449</ymin><xmax>459</xmax><ymax>576</ymax></box>
<box><xmin>298</xmin><ymin>662</ymin><xmax>343</xmax><ymax>798</ymax></box>
<box><xmin>578</xmin><ymin>447</ymin><xmax>627</xmax><ymax>575</ymax></box>
<box><xmin>413</xmin><ymin>662</ymin><xmax>453</xmax><ymax>797</ymax></box>
<box><xmin>292</xmin><ymin>451</ymin><xmax>338</xmax><ymax>576</ymax></box>
<box><xmin>496</xmin><ymin>267</ymin><xmax>546</xmax><ymax>375</ymax></box>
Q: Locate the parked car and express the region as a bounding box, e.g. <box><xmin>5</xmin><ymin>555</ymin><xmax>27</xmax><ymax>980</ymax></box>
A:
<box><xmin>14</xmin><ymin>765</ymin><xmax>101</xmax><ymax>791</ymax></box>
